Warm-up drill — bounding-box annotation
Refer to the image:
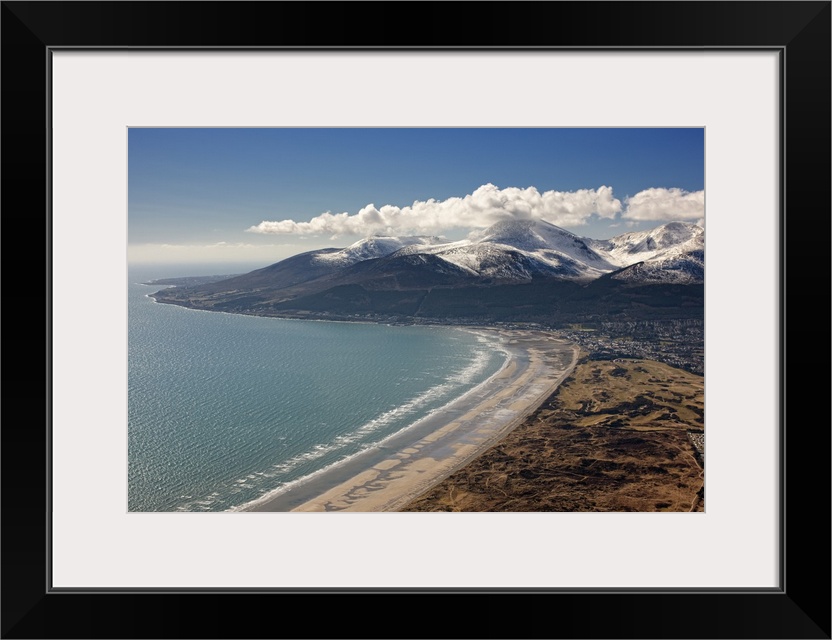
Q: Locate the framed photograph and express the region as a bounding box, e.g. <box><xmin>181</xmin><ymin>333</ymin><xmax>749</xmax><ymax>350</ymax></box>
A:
<box><xmin>125</xmin><ymin>126</ymin><xmax>706</xmax><ymax>517</ymax></box>
<box><xmin>3</xmin><ymin>2</ymin><xmax>829</xmax><ymax>638</ymax></box>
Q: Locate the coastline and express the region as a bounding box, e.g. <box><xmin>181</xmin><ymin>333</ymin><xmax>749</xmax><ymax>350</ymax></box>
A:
<box><xmin>402</xmin><ymin>356</ymin><xmax>705</xmax><ymax>512</ymax></box>
<box><xmin>241</xmin><ymin>330</ymin><xmax>579</xmax><ymax>512</ymax></box>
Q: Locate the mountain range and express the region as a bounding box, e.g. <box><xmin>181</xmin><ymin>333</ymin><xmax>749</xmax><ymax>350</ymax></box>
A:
<box><xmin>150</xmin><ymin>220</ymin><xmax>704</xmax><ymax>325</ymax></box>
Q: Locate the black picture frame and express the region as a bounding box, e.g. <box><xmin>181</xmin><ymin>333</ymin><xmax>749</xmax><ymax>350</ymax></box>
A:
<box><xmin>2</xmin><ymin>2</ymin><xmax>829</xmax><ymax>638</ymax></box>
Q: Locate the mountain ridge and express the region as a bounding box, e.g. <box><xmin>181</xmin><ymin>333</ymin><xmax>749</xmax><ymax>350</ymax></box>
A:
<box><xmin>149</xmin><ymin>220</ymin><xmax>704</xmax><ymax>325</ymax></box>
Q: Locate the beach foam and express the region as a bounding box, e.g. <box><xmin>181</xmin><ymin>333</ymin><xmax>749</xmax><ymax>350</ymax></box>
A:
<box><xmin>239</xmin><ymin>331</ymin><xmax>577</xmax><ymax>512</ymax></box>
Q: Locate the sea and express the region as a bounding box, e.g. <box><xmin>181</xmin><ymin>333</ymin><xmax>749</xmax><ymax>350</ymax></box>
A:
<box><xmin>128</xmin><ymin>264</ymin><xmax>509</xmax><ymax>512</ymax></box>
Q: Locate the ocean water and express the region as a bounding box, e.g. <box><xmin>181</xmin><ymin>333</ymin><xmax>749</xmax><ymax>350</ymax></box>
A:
<box><xmin>128</xmin><ymin>265</ymin><xmax>508</xmax><ymax>512</ymax></box>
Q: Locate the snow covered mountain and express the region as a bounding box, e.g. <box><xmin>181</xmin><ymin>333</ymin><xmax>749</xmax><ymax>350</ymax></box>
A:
<box><xmin>152</xmin><ymin>219</ymin><xmax>703</xmax><ymax>312</ymax></box>
<box><xmin>385</xmin><ymin>219</ymin><xmax>616</xmax><ymax>282</ymax></box>
<box><xmin>334</xmin><ymin>219</ymin><xmax>704</xmax><ymax>284</ymax></box>
<box><xmin>592</xmin><ymin>221</ymin><xmax>703</xmax><ymax>265</ymax></box>
<box><xmin>151</xmin><ymin>219</ymin><xmax>704</xmax><ymax>322</ymax></box>
<box><xmin>312</xmin><ymin>235</ymin><xmax>443</xmax><ymax>268</ymax></box>
<box><xmin>260</xmin><ymin>219</ymin><xmax>706</xmax><ymax>289</ymax></box>
<box><xmin>592</xmin><ymin>222</ymin><xmax>704</xmax><ymax>283</ymax></box>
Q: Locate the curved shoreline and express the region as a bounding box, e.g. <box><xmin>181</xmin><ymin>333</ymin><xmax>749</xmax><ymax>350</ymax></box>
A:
<box><xmin>244</xmin><ymin>330</ymin><xmax>579</xmax><ymax>512</ymax></box>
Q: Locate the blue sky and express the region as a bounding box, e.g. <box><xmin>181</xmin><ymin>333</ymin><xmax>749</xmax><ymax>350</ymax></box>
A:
<box><xmin>128</xmin><ymin>128</ymin><xmax>704</xmax><ymax>266</ymax></box>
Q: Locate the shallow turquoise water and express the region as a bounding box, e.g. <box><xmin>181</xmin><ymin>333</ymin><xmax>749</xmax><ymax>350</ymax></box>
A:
<box><xmin>128</xmin><ymin>265</ymin><xmax>506</xmax><ymax>511</ymax></box>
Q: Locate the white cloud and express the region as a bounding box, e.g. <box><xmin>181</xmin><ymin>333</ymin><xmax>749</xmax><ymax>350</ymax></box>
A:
<box><xmin>622</xmin><ymin>188</ymin><xmax>705</xmax><ymax>221</ymax></box>
<box><xmin>246</xmin><ymin>183</ymin><xmax>622</xmax><ymax>237</ymax></box>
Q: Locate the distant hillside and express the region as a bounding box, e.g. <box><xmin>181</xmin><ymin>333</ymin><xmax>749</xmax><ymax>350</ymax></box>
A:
<box><xmin>150</xmin><ymin>220</ymin><xmax>704</xmax><ymax>325</ymax></box>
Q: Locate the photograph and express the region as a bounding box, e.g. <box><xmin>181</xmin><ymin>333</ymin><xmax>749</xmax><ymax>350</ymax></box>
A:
<box><xmin>3</xmin><ymin>0</ymin><xmax>828</xmax><ymax>635</ymax></box>
<box><xmin>129</xmin><ymin>127</ymin><xmax>705</xmax><ymax>513</ymax></box>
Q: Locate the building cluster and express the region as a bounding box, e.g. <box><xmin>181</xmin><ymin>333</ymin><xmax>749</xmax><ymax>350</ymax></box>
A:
<box><xmin>687</xmin><ymin>430</ymin><xmax>705</xmax><ymax>466</ymax></box>
<box><xmin>558</xmin><ymin>319</ymin><xmax>704</xmax><ymax>374</ymax></box>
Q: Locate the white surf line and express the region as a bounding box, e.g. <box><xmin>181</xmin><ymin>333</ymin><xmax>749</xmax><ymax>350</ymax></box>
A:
<box><xmin>290</xmin><ymin>334</ymin><xmax>579</xmax><ymax>512</ymax></box>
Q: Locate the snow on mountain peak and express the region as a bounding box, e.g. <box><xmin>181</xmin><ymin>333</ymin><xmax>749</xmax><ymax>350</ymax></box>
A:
<box><xmin>594</xmin><ymin>221</ymin><xmax>703</xmax><ymax>268</ymax></box>
<box><xmin>313</xmin><ymin>235</ymin><xmax>443</xmax><ymax>267</ymax></box>
<box><xmin>310</xmin><ymin>220</ymin><xmax>703</xmax><ymax>284</ymax></box>
<box><xmin>471</xmin><ymin>218</ymin><xmax>575</xmax><ymax>249</ymax></box>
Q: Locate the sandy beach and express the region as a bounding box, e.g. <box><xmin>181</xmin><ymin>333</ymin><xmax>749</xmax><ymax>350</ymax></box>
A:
<box><xmin>403</xmin><ymin>357</ymin><xmax>705</xmax><ymax>512</ymax></box>
<box><xmin>241</xmin><ymin>329</ymin><xmax>578</xmax><ymax>512</ymax></box>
